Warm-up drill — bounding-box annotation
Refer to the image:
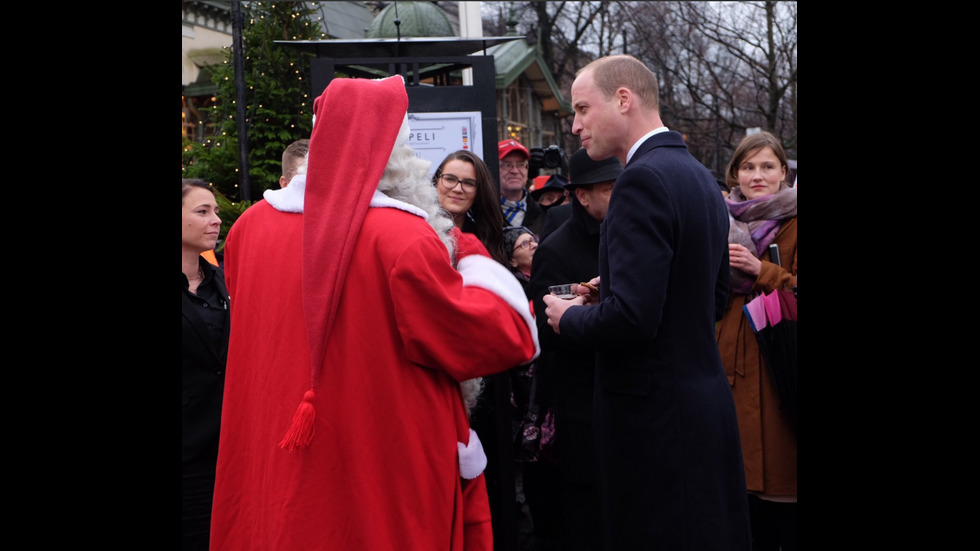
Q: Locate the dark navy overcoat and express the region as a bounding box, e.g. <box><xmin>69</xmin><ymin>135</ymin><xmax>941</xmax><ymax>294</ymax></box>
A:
<box><xmin>559</xmin><ymin>130</ymin><xmax>752</xmax><ymax>550</ymax></box>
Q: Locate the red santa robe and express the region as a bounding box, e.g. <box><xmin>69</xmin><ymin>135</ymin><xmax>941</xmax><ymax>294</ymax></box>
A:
<box><xmin>211</xmin><ymin>76</ymin><xmax>538</xmax><ymax>551</ymax></box>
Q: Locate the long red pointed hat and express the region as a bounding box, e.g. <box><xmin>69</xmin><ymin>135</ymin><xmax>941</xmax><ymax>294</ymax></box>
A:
<box><xmin>280</xmin><ymin>75</ymin><xmax>409</xmax><ymax>450</ymax></box>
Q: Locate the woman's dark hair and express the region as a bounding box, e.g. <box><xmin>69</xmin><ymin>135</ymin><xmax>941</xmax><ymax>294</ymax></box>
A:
<box><xmin>433</xmin><ymin>150</ymin><xmax>507</xmax><ymax>265</ymax></box>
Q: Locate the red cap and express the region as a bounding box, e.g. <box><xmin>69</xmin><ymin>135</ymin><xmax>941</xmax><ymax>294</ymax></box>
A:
<box><xmin>498</xmin><ymin>139</ymin><xmax>529</xmax><ymax>160</ymax></box>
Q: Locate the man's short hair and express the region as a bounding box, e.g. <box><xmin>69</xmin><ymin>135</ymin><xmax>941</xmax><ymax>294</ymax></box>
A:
<box><xmin>282</xmin><ymin>139</ymin><xmax>311</xmax><ymax>179</ymax></box>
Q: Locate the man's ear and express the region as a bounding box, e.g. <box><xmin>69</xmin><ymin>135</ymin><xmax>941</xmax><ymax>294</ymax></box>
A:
<box><xmin>617</xmin><ymin>87</ymin><xmax>632</xmax><ymax>112</ymax></box>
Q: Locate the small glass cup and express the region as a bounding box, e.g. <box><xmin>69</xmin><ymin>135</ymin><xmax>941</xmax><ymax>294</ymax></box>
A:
<box><xmin>548</xmin><ymin>283</ymin><xmax>577</xmax><ymax>299</ymax></box>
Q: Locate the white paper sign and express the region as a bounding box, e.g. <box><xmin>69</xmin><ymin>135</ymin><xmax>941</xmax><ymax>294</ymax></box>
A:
<box><xmin>407</xmin><ymin>111</ymin><xmax>484</xmax><ymax>176</ymax></box>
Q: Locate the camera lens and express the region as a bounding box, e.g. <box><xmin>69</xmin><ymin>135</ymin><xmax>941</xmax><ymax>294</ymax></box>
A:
<box><xmin>542</xmin><ymin>146</ymin><xmax>562</xmax><ymax>169</ymax></box>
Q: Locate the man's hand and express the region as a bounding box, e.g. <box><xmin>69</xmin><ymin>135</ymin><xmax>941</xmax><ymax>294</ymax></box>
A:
<box><xmin>576</xmin><ymin>276</ymin><xmax>600</xmax><ymax>304</ymax></box>
<box><xmin>542</xmin><ymin>294</ymin><xmax>586</xmax><ymax>335</ymax></box>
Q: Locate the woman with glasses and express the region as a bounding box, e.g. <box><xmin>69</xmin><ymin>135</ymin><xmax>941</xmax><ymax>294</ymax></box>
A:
<box><xmin>503</xmin><ymin>225</ymin><xmax>538</xmax><ymax>295</ymax></box>
<box><xmin>433</xmin><ymin>150</ymin><xmax>526</xmax><ymax>549</ymax></box>
<box><xmin>504</xmin><ymin>223</ymin><xmax>563</xmax><ymax>549</ymax></box>
<box><xmin>432</xmin><ymin>150</ymin><xmax>508</xmax><ymax>266</ymax></box>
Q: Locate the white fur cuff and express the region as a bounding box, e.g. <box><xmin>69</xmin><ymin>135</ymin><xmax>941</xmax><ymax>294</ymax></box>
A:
<box><xmin>458</xmin><ymin>428</ymin><xmax>487</xmax><ymax>480</ymax></box>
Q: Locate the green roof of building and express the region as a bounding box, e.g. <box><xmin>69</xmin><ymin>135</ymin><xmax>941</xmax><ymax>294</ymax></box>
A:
<box><xmin>299</xmin><ymin>2</ymin><xmax>570</xmax><ymax>116</ymax></box>
<box><xmin>366</xmin><ymin>1</ymin><xmax>456</xmax><ymax>39</ymax></box>
<box><xmin>487</xmin><ymin>38</ymin><xmax>571</xmax><ymax>116</ymax></box>
<box><xmin>317</xmin><ymin>1</ymin><xmax>375</xmax><ymax>39</ymax></box>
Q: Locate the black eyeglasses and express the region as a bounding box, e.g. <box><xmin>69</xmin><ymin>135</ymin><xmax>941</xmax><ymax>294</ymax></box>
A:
<box><xmin>438</xmin><ymin>173</ymin><xmax>477</xmax><ymax>191</ymax></box>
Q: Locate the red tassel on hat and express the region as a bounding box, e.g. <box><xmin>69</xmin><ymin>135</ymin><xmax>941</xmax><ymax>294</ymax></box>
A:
<box><xmin>279</xmin><ymin>390</ymin><xmax>316</xmax><ymax>451</ymax></box>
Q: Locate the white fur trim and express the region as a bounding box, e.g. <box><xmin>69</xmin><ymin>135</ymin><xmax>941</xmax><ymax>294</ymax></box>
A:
<box><xmin>458</xmin><ymin>428</ymin><xmax>487</xmax><ymax>480</ymax></box>
<box><xmin>457</xmin><ymin>254</ymin><xmax>541</xmax><ymax>361</ymax></box>
<box><xmin>264</xmin><ymin>179</ymin><xmax>431</xmax><ymax>218</ymax></box>
<box><xmin>369</xmin><ymin>190</ymin><xmax>428</xmax><ymax>219</ymax></box>
<box><xmin>263</xmin><ymin>173</ymin><xmax>307</xmax><ymax>213</ymax></box>
<box><xmin>395</xmin><ymin>114</ymin><xmax>410</xmax><ymax>149</ymax></box>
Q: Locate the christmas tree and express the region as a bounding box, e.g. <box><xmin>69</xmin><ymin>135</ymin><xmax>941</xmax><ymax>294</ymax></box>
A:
<box><xmin>182</xmin><ymin>1</ymin><xmax>322</xmax><ymax>209</ymax></box>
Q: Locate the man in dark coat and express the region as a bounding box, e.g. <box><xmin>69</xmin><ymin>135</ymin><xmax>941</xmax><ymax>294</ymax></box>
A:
<box><xmin>529</xmin><ymin>148</ymin><xmax>622</xmax><ymax>551</ymax></box>
<box><xmin>537</xmin><ymin>202</ymin><xmax>570</xmax><ymax>242</ymax></box>
<box><xmin>543</xmin><ymin>54</ymin><xmax>752</xmax><ymax>550</ymax></box>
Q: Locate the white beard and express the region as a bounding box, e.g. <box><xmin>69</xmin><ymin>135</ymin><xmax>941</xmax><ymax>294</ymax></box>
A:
<box><xmin>377</xmin><ymin>144</ymin><xmax>457</xmax><ymax>262</ymax></box>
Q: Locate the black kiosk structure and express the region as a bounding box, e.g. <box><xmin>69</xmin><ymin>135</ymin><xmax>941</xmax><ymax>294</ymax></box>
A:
<box><xmin>280</xmin><ymin>36</ymin><xmax>522</xmax><ymax>181</ymax></box>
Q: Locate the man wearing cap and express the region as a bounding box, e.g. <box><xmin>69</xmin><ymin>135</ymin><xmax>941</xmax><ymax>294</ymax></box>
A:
<box><xmin>527</xmin><ymin>148</ymin><xmax>622</xmax><ymax>551</ymax></box>
<box><xmin>498</xmin><ymin>139</ymin><xmax>546</xmax><ymax>235</ymax></box>
<box><xmin>211</xmin><ymin>76</ymin><xmax>540</xmax><ymax>551</ymax></box>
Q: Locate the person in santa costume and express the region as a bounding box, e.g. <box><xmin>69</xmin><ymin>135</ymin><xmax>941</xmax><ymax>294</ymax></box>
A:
<box><xmin>210</xmin><ymin>75</ymin><xmax>539</xmax><ymax>551</ymax></box>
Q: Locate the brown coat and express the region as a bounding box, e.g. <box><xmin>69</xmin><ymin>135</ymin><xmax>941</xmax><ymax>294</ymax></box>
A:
<box><xmin>716</xmin><ymin>216</ymin><xmax>797</xmax><ymax>496</ymax></box>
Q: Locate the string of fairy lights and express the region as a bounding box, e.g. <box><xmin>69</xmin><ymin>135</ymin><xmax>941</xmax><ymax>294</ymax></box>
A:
<box><xmin>185</xmin><ymin>2</ymin><xmax>330</xmax><ymax>199</ymax></box>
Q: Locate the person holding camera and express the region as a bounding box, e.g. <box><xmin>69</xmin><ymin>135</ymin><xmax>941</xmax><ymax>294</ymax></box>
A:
<box><xmin>498</xmin><ymin>139</ymin><xmax>546</xmax><ymax>235</ymax></box>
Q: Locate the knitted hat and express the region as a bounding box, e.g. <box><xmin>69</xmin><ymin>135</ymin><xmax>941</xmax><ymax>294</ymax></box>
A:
<box><xmin>503</xmin><ymin>225</ymin><xmax>535</xmax><ymax>262</ymax></box>
<box><xmin>280</xmin><ymin>75</ymin><xmax>409</xmax><ymax>451</ymax></box>
<box><xmin>566</xmin><ymin>148</ymin><xmax>623</xmax><ymax>188</ymax></box>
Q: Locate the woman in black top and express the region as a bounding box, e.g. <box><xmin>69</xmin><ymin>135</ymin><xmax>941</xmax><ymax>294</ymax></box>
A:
<box><xmin>181</xmin><ymin>179</ymin><xmax>230</xmax><ymax>550</ymax></box>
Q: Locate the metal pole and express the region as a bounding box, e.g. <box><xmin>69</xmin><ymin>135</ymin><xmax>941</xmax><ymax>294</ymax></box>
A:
<box><xmin>714</xmin><ymin>94</ymin><xmax>721</xmax><ymax>177</ymax></box>
<box><xmin>232</xmin><ymin>1</ymin><xmax>250</xmax><ymax>201</ymax></box>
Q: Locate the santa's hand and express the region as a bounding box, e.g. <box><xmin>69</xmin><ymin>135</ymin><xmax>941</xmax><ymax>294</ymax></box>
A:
<box><xmin>458</xmin><ymin>428</ymin><xmax>487</xmax><ymax>479</ymax></box>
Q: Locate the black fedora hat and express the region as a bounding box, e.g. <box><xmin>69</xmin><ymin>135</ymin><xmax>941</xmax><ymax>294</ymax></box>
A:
<box><xmin>566</xmin><ymin>148</ymin><xmax>623</xmax><ymax>188</ymax></box>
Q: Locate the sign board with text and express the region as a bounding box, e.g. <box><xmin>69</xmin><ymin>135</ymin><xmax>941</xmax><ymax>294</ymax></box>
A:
<box><xmin>407</xmin><ymin>111</ymin><xmax>484</xmax><ymax>176</ymax></box>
